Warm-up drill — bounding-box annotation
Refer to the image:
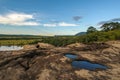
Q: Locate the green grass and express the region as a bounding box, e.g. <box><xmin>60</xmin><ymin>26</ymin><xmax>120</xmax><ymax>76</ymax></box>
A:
<box><xmin>0</xmin><ymin>39</ymin><xmax>41</xmax><ymax>46</ymax></box>
<box><xmin>0</xmin><ymin>30</ymin><xmax>120</xmax><ymax>46</ymax></box>
<box><xmin>0</xmin><ymin>35</ymin><xmax>42</xmax><ymax>46</ymax></box>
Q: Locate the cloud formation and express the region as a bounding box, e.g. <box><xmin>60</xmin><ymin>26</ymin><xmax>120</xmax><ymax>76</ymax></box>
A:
<box><xmin>0</xmin><ymin>12</ymin><xmax>39</xmax><ymax>26</ymax></box>
<box><xmin>111</xmin><ymin>18</ymin><xmax>120</xmax><ymax>22</ymax></box>
<box><xmin>43</xmin><ymin>23</ymin><xmax>57</xmax><ymax>27</ymax></box>
<box><xmin>0</xmin><ymin>12</ymin><xmax>79</xmax><ymax>27</ymax></box>
<box><xmin>58</xmin><ymin>22</ymin><xmax>79</xmax><ymax>26</ymax></box>
<box><xmin>43</xmin><ymin>22</ymin><xmax>79</xmax><ymax>27</ymax></box>
<box><xmin>98</xmin><ymin>18</ymin><xmax>120</xmax><ymax>25</ymax></box>
<box><xmin>73</xmin><ymin>16</ymin><xmax>82</xmax><ymax>21</ymax></box>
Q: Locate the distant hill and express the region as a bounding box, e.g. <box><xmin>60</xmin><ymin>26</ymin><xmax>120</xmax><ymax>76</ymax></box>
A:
<box><xmin>75</xmin><ymin>32</ymin><xmax>86</xmax><ymax>36</ymax></box>
<box><xmin>54</xmin><ymin>35</ymin><xmax>74</xmax><ymax>37</ymax></box>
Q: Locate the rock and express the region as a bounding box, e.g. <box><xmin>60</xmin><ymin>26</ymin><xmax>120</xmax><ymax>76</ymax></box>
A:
<box><xmin>0</xmin><ymin>67</ymin><xmax>28</xmax><ymax>80</ymax></box>
<box><xmin>67</xmin><ymin>43</ymin><xmax>86</xmax><ymax>48</ymax></box>
<box><xmin>36</xmin><ymin>69</ymin><xmax>56</xmax><ymax>80</ymax></box>
<box><xmin>67</xmin><ymin>43</ymin><xmax>86</xmax><ymax>51</ymax></box>
<box><xmin>85</xmin><ymin>43</ymin><xmax>109</xmax><ymax>51</ymax></box>
<box><xmin>75</xmin><ymin>69</ymin><xmax>92</xmax><ymax>79</ymax></box>
<box><xmin>23</xmin><ymin>45</ymin><xmax>37</xmax><ymax>50</ymax></box>
<box><xmin>37</xmin><ymin>43</ymin><xmax>55</xmax><ymax>49</ymax></box>
<box><xmin>106</xmin><ymin>40</ymin><xmax>120</xmax><ymax>48</ymax></box>
<box><xmin>0</xmin><ymin>41</ymin><xmax>120</xmax><ymax>80</ymax></box>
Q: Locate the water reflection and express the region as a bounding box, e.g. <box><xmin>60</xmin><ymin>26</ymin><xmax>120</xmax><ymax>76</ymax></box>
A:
<box><xmin>65</xmin><ymin>54</ymin><xmax>77</xmax><ymax>59</ymax></box>
<box><xmin>0</xmin><ymin>46</ymin><xmax>23</xmax><ymax>51</ymax></box>
<box><xmin>72</xmin><ymin>61</ymin><xmax>107</xmax><ymax>70</ymax></box>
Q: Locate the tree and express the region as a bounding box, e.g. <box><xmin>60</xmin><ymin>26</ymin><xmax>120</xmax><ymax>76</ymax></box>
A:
<box><xmin>101</xmin><ymin>22</ymin><xmax>120</xmax><ymax>31</ymax></box>
<box><xmin>87</xmin><ymin>26</ymin><xmax>97</xmax><ymax>34</ymax></box>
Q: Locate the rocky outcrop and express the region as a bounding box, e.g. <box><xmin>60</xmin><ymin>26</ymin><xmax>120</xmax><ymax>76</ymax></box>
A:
<box><xmin>23</xmin><ymin>44</ymin><xmax>37</xmax><ymax>50</ymax></box>
<box><xmin>0</xmin><ymin>41</ymin><xmax>120</xmax><ymax>80</ymax></box>
<box><xmin>23</xmin><ymin>43</ymin><xmax>55</xmax><ymax>50</ymax></box>
<box><xmin>67</xmin><ymin>43</ymin><xmax>86</xmax><ymax>48</ymax></box>
<box><xmin>67</xmin><ymin>43</ymin><xmax>86</xmax><ymax>51</ymax></box>
<box><xmin>37</xmin><ymin>43</ymin><xmax>55</xmax><ymax>49</ymax></box>
<box><xmin>67</xmin><ymin>42</ymin><xmax>109</xmax><ymax>51</ymax></box>
<box><xmin>106</xmin><ymin>40</ymin><xmax>120</xmax><ymax>48</ymax></box>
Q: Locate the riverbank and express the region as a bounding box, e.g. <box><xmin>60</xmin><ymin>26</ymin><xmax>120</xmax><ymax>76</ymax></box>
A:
<box><xmin>0</xmin><ymin>41</ymin><xmax>120</xmax><ymax>80</ymax></box>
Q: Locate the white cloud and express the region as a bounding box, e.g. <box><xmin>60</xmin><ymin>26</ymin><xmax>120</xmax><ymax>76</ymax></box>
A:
<box><xmin>12</xmin><ymin>22</ymin><xmax>39</xmax><ymax>26</ymax></box>
<box><xmin>58</xmin><ymin>22</ymin><xmax>79</xmax><ymax>27</ymax></box>
<box><xmin>43</xmin><ymin>23</ymin><xmax>57</xmax><ymax>27</ymax></box>
<box><xmin>43</xmin><ymin>22</ymin><xmax>79</xmax><ymax>27</ymax></box>
<box><xmin>0</xmin><ymin>12</ymin><xmax>39</xmax><ymax>26</ymax></box>
<box><xmin>0</xmin><ymin>12</ymin><xmax>79</xmax><ymax>27</ymax></box>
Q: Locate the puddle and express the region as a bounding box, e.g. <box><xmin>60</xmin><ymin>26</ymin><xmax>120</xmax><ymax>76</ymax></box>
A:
<box><xmin>64</xmin><ymin>53</ymin><xmax>108</xmax><ymax>70</ymax></box>
<box><xmin>72</xmin><ymin>61</ymin><xmax>107</xmax><ymax>70</ymax></box>
<box><xmin>65</xmin><ymin>54</ymin><xmax>77</xmax><ymax>59</ymax></box>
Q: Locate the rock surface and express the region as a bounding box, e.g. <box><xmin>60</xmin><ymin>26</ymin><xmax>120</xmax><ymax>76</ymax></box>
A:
<box><xmin>23</xmin><ymin>44</ymin><xmax>37</xmax><ymax>50</ymax></box>
<box><xmin>37</xmin><ymin>43</ymin><xmax>55</xmax><ymax>49</ymax></box>
<box><xmin>0</xmin><ymin>41</ymin><xmax>120</xmax><ymax>80</ymax></box>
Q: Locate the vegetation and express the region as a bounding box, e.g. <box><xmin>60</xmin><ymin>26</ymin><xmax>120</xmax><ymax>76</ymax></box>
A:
<box><xmin>0</xmin><ymin>35</ymin><xmax>42</xmax><ymax>46</ymax></box>
<box><xmin>41</xmin><ymin>36</ymin><xmax>77</xmax><ymax>46</ymax></box>
<box><xmin>79</xmin><ymin>30</ymin><xmax>120</xmax><ymax>43</ymax></box>
<box><xmin>0</xmin><ymin>39</ymin><xmax>41</xmax><ymax>46</ymax></box>
<box><xmin>101</xmin><ymin>22</ymin><xmax>120</xmax><ymax>31</ymax></box>
<box><xmin>77</xmin><ymin>22</ymin><xmax>120</xmax><ymax>43</ymax></box>
<box><xmin>42</xmin><ymin>22</ymin><xmax>120</xmax><ymax>46</ymax></box>
<box><xmin>87</xmin><ymin>26</ymin><xmax>97</xmax><ymax>34</ymax></box>
<box><xmin>0</xmin><ymin>22</ymin><xmax>120</xmax><ymax>46</ymax></box>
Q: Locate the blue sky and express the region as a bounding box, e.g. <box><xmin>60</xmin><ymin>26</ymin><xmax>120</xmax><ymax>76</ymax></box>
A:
<box><xmin>0</xmin><ymin>0</ymin><xmax>120</xmax><ymax>35</ymax></box>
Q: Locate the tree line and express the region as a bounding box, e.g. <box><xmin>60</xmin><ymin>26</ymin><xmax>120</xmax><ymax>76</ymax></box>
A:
<box><xmin>0</xmin><ymin>22</ymin><xmax>120</xmax><ymax>46</ymax></box>
<box><xmin>87</xmin><ymin>22</ymin><xmax>120</xmax><ymax>33</ymax></box>
<box><xmin>42</xmin><ymin>22</ymin><xmax>120</xmax><ymax>46</ymax></box>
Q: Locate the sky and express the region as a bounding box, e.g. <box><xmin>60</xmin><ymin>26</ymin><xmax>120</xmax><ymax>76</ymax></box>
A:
<box><xmin>0</xmin><ymin>0</ymin><xmax>120</xmax><ymax>35</ymax></box>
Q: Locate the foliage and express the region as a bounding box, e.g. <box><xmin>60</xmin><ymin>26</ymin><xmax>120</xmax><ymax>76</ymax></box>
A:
<box><xmin>0</xmin><ymin>39</ymin><xmax>41</xmax><ymax>46</ymax></box>
<box><xmin>0</xmin><ymin>30</ymin><xmax>120</xmax><ymax>46</ymax></box>
<box><xmin>87</xmin><ymin>26</ymin><xmax>97</xmax><ymax>34</ymax></box>
<box><xmin>0</xmin><ymin>22</ymin><xmax>120</xmax><ymax>46</ymax></box>
<box><xmin>78</xmin><ymin>30</ymin><xmax>120</xmax><ymax>43</ymax></box>
<box><xmin>41</xmin><ymin>36</ymin><xmax>77</xmax><ymax>46</ymax></box>
<box><xmin>39</xmin><ymin>30</ymin><xmax>120</xmax><ymax>46</ymax></box>
<box><xmin>101</xmin><ymin>22</ymin><xmax>120</xmax><ymax>31</ymax></box>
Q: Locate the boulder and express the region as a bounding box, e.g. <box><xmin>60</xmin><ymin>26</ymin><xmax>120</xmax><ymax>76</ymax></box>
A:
<box><xmin>37</xmin><ymin>43</ymin><xmax>55</xmax><ymax>50</ymax></box>
<box><xmin>106</xmin><ymin>40</ymin><xmax>120</xmax><ymax>48</ymax></box>
<box><xmin>23</xmin><ymin>45</ymin><xmax>37</xmax><ymax>50</ymax></box>
<box><xmin>66</xmin><ymin>43</ymin><xmax>86</xmax><ymax>51</ymax></box>
<box><xmin>67</xmin><ymin>43</ymin><xmax>86</xmax><ymax>48</ymax></box>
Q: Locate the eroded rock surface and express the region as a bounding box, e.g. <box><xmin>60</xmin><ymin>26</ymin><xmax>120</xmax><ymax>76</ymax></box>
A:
<box><xmin>0</xmin><ymin>41</ymin><xmax>120</xmax><ymax>80</ymax></box>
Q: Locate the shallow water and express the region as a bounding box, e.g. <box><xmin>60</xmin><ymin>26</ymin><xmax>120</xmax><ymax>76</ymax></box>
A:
<box><xmin>65</xmin><ymin>54</ymin><xmax>77</xmax><ymax>59</ymax></box>
<box><xmin>0</xmin><ymin>46</ymin><xmax>23</xmax><ymax>51</ymax></box>
<box><xmin>72</xmin><ymin>61</ymin><xmax>107</xmax><ymax>70</ymax></box>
